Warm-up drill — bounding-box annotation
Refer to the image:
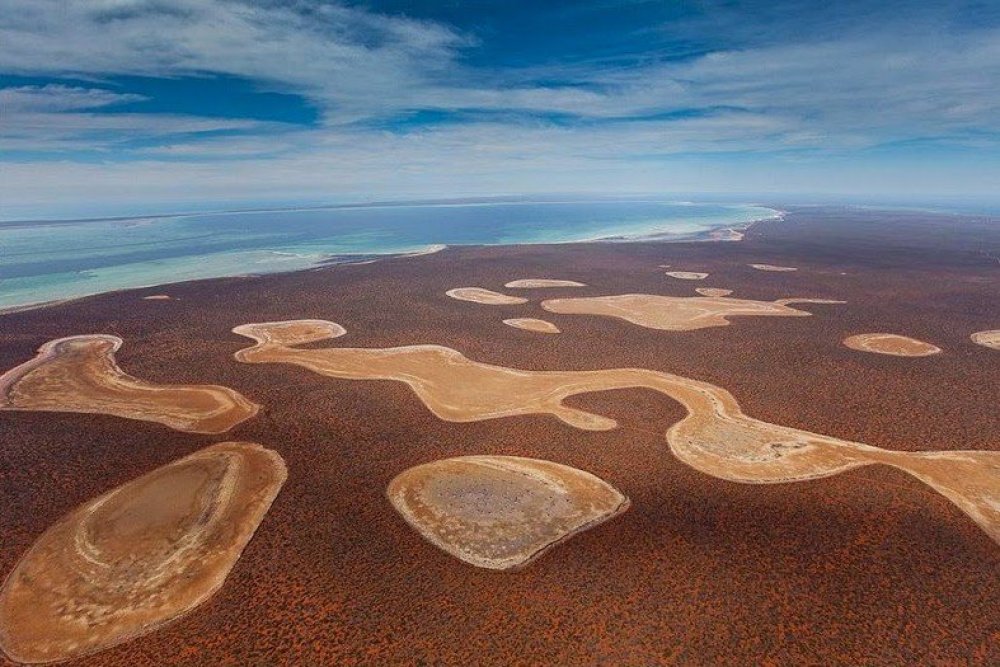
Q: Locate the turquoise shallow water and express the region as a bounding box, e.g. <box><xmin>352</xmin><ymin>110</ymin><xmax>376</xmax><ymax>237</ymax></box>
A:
<box><xmin>0</xmin><ymin>199</ymin><xmax>779</xmax><ymax>311</ymax></box>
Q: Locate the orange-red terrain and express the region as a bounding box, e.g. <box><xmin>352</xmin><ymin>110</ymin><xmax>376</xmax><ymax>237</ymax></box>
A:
<box><xmin>0</xmin><ymin>207</ymin><xmax>997</xmax><ymax>665</ymax></box>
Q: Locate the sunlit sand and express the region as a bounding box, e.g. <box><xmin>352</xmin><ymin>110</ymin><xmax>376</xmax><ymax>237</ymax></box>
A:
<box><xmin>504</xmin><ymin>279</ymin><xmax>586</xmax><ymax>288</ymax></box>
<box><xmin>0</xmin><ymin>335</ymin><xmax>259</xmax><ymax>433</ymax></box>
<box><xmin>233</xmin><ymin>320</ymin><xmax>999</xmax><ymax>545</ymax></box>
<box><xmin>387</xmin><ymin>456</ymin><xmax>628</xmax><ymax>570</ymax></box>
<box><xmin>445</xmin><ymin>287</ymin><xmax>528</xmax><ymax>305</ymax></box>
<box><xmin>749</xmin><ymin>264</ymin><xmax>798</xmax><ymax>272</ymax></box>
<box><xmin>844</xmin><ymin>333</ymin><xmax>942</xmax><ymax>357</ymax></box>
<box><xmin>695</xmin><ymin>288</ymin><xmax>733</xmax><ymax>297</ymax></box>
<box><xmin>0</xmin><ymin>442</ymin><xmax>286</xmax><ymax>664</ymax></box>
<box><xmin>540</xmin><ymin>294</ymin><xmax>843</xmax><ymax>331</ymax></box>
<box><xmin>970</xmin><ymin>330</ymin><xmax>1000</xmax><ymax>350</ymax></box>
<box><xmin>503</xmin><ymin>318</ymin><xmax>561</xmax><ymax>334</ymax></box>
<box><xmin>665</xmin><ymin>271</ymin><xmax>708</xmax><ymax>280</ymax></box>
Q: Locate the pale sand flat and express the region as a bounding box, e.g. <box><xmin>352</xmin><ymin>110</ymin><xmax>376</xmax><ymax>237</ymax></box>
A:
<box><xmin>749</xmin><ymin>264</ymin><xmax>798</xmax><ymax>272</ymax></box>
<box><xmin>233</xmin><ymin>320</ymin><xmax>1000</xmax><ymax>546</ymax></box>
<box><xmin>0</xmin><ymin>335</ymin><xmax>259</xmax><ymax>433</ymax></box>
<box><xmin>970</xmin><ymin>330</ymin><xmax>1000</xmax><ymax>350</ymax></box>
<box><xmin>695</xmin><ymin>288</ymin><xmax>733</xmax><ymax>297</ymax></box>
<box><xmin>710</xmin><ymin>228</ymin><xmax>745</xmax><ymax>241</ymax></box>
<box><xmin>445</xmin><ymin>287</ymin><xmax>528</xmax><ymax>305</ymax></box>
<box><xmin>0</xmin><ymin>442</ymin><xmax>286</xmax><ymax>664</ymax></box>
<box><xmin>504</xmin><ymin>279</ymin><xmax>586</xmax><ymax>289</ymax></box>
<box><xmin>541</xmin><ymin>294</ymin><xmax>843</xmax><ymax>331</ymax></box>
<box><xmin>665</xmin><ymin>271</ymin><xmax>709</xmax><ymax>280</ymax></box>
<box><xmin>843</xmin><ymin>333</ymin><xmax>942</xmax><ymax>357</ymax></box>
<box><xmin>388</xmin><ymin>456</ymin><xmax>628</xmax><ymax>570</ymax></box>
<box><xmin>141</xmin><ymin>295</ymin><xmax>173</xmax><ymax>300</ymax></box>
<box><xmin>503</xmin><ymin>318</ymin><xmax>561</xmax><ymax>334</ymax></box>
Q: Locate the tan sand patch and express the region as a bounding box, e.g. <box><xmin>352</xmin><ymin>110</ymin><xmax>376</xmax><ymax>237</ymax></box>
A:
<box><xmin>844</xmin><ymin>333</ymin><xmax>942</xmax><ymax>357</ymax></box>
<box><xmin>503</xmin><ymin>318</ymin><xmax>561</xmax><ymax>334</ymax></box>
<box><xmin>233</xmin><ymin>320</ymin><xmax>999</xmax><ymax>545</ymax></box>
<box><xmin>540</xmin><ymin>294</ymin><xmax>843</xmax><ymax>331</ymax></box>
<box><xmin>141</xmin><ymin>295</ymin><xmax>173</xmax><ymax>300</ymax></box>
<box><xmin>749</xmin><ymin>264</ymin><xmax>798</xmax><ymax>272</ymax></box>
<box><xmin>665</xmin><ymin>271</ymin><xmax>708</xmax><ymax>280</ymax></box>
<box><xmin>445</xmin><ymin>288</ymin><xmax>528</xmax><ymax>305</ymax></box>
<box><xmin>504</xmin><ymin>279</ymin><xmax>586</xmax><ymax>289</ymax></box>
<box><xmin>971</xmin><ymin>330</ymin><xmax>1000</xmax><ymax>350</ymax></box>
<box><xmin>387</xmin><ymin>456</ymin><xmax>628</xmax><ymax>570</ymax></box>
<box><xmin>0</xmin><ymin>441</ymin><xmax>286</xmax><ymax>664</ymax></box>
<box><xmin>710</xmin><ymin>228</ymin><xmax>745</xmax><ymax>241</ymax></box>
<box><xmin>0</xmin><ymin>335</ymin><xmax>259</xmax><ymax>433</ymax></box>
<box><xmin>695</xmin><ymin>288</ymin><xmax>733</xmax><ymax>297</ymax></box>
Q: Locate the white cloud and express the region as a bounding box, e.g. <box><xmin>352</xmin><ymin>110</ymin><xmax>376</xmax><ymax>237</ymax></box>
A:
<box><xmin>1</xmin><ymin>84</ymin><xmax>274</xmax><ymax>153</ymax></box>
<box><xmin>0</xmin><ymin>0</ymin><xmax>998</xmax><ymax>213</ymax></box>
<box><xmin>0</xmin><ymin>84</ymin><xmax>146</xmax><ymax>112</ymax></box>
<box><xmin>0</xmin><ymin>0</ymin><xmax>470</xmax><ymax>120</ymax></box>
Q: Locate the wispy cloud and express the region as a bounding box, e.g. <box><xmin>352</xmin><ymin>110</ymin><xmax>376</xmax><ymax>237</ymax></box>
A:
<box><xmin>0</xmin><ymin>0</ymin><xmax>998</xmax><ymax>215</ymax></box>
<box><xmin>1</xmin><ymin>84</ymin><xmax>274</xmax><ymax>153</ymax></box>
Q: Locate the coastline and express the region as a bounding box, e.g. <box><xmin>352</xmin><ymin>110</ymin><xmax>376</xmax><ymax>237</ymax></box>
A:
<box><xmin>0</xmin><ymin>205</ymin><xmax>778</xmax><ymax>316</ymax></box>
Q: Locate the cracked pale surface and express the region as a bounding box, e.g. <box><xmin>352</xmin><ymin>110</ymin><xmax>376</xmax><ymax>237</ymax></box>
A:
<box><xmin>0</xmin><ymin>442</ymin><xmax>286</xmax><ymax>664</ymax></box>
<box><xmin>387</xmin><ymin>456</ymin><xmax>629</xmax><ymax>570</ymax></box>
<box><xmin>445</xmin><ymin>288</ymin><xmax>528</xmax><ymax>305</ymax></box>
<box><xmin>234</xmin><ymin>320</ymin><xmax>999</xmax><ymax>546</ymax></box>
<box><xmin>971</xmin><ymin>330</ymin><xmax>1000</xmax><ymax>350</ymax></box>
<box><xmin>503</xmin><ymin>318</ymin><xmax>561</xmax><ymax>334</ymax></box>
<box><xmin>540</xmin><ymin>294</ymin><xmax>844</xmax><ymax>331</ymax></box>
<box><xmin>844</xmin><ymin>333</ymin><xmax>942</xmax><ymax>357</ymax></box>
<box><xmin>665</xmin><ymin>271</ymin><xmax>708</xmax><ymax>280</ymax></box>
<box><xmin>504</xmin><ymin>279</ymin><xmax>587</xmax><ymax>288</ymax></box>
<box><xmin>0</xmin><ymin>335</ymin><xmax>259</xmax><ymax>433</ymax></box>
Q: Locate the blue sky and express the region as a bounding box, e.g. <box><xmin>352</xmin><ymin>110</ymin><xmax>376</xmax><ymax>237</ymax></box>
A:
<box><xmin>1</xmin><ymin>0</ymin><xmax>999</xmax><ymax>219</ymax></box>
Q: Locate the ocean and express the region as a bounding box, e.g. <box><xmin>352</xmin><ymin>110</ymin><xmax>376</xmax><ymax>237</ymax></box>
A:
<box><xmin>0</xmin><ymin>199</ymin><xmax>779</xmax><ymax>311</ymax></box>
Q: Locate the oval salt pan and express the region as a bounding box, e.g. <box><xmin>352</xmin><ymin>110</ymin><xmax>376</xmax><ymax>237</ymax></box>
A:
<box><xmin>502</xmin><ymin>318</ymin><xmax>561</xmax><ymax>334</ymax></box>
<box><xmin>0</xmin><ymin>441</ymin><xmax>286</xmax><ymax>664</ymax></box>
<box><xmin>970</xmin><ymin>330</ymin><xmax>1000</xmax><ymax>350</ymax></box>
<box><xmin>445</xmin><ymin>287</ymin><xmax>528</xmax><ymax>305</ymax></box>
<box><xmin>843</xmin><ymin>333</ymin><xmax>941</xmax><ymax>357</ymax></box>
<box><xmin>0</xmin><ymin>335</ymin><xmax>259</xmax><ymax>434</ymax></box>
<box><xmin>388</xmin><ymin>455</ymin><xmax>629</xmax><ymax>571</ymax></box>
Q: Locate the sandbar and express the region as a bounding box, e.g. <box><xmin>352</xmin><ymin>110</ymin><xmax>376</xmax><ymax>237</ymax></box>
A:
<box><xmin>504</xmin><ymin>279</ymin><xmax>586</xmax><ymax>289</ymax></box>
<box><xmin>540</xmin><ymin>294</ymin><xmax>843</xmax><ymax>331</ymax></box>
<box><xmin>445</xmin><ymin>288</ymin><xmax>528</xmax><ymax>305</ymax></box>
<box><xmin>665</xmin><ymin>271</ymin><xmax>708</xmax><ymax>280</ymax></box>
<box><xmin>232</xmin><ymin>320</ymin><xmax>999</xmax><ymax>545</ymax></box>
<box><xmin>0</xmin><ymin>335</ymin><xmax>259</xmax><ymax>433</ymax></box>
<box><xmin>503</xmin><ymin>318</ymin><xmax>561</xmax><ymax>334</ymax></box>
<box><xmin>970</xmin><ymin>330</ymin><xmax>1000</xmax><ymax>350</ymax></box>
<box><xmin>387</xmin><ymin>456</ymin><xmax>629</xmax><ymax>570</ymax></box>
<box><xmin>695</xmin><ymin>288</ymin><xmax>733</xmax><ymax>297</ymax></box>
<box><xmin>749</xmin><ymin>264</ymin><xmax>798</xmax><ymax>272</ymax></box>
<box><xmin>0</xmin><ymin>441</ymin><xmax>286</xmax><ymax>664</ymax></box>
<box><xmin>843</xmin><ymin>333</ymin><xmax>942</xmax><ymax>357</ymax></box>
<box><xmin>141</xmin><ymin>295</ymin><xmax>173</xmax><ymax>300</ymax></box>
